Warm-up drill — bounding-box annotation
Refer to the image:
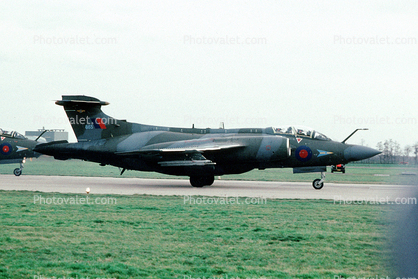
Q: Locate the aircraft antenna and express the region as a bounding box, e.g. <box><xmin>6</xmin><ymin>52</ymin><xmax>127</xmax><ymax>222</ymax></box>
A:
<box><xmin>342</xmin><ymin>128</ymin><xmax>369</xmax><ymax>144</ymax></box>
<box><xmin>35</xmin><ymin>129</ymin><xmax>49</xmax><ymax>142</ymax></box>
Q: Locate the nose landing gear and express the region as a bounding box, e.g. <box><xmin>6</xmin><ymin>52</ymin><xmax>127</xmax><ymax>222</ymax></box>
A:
<box><xmin>312</xmin><ymin>172</ymin><xmax>325</xmax><ymax>190</ymax></box>
<box><xmin>13</xmin><ymin>158</ymin><xmax>25</xmax><ymax>176</ymax></box>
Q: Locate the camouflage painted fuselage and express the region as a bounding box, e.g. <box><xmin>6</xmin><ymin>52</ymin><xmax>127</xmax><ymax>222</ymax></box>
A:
<box><xmin>34</xmin><ymin>96</ymin><xmax>380</xmax><ymax>184</ymax></box>
<box><xmin>0</xmin><ymin>134</ymin><xmax>39</xmax><ymax>164</ymax></box>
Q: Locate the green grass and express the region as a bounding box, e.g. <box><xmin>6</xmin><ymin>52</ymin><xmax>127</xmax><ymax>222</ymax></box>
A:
<box><xmin>0</xmin><ymin>191</ymin><xmax>395</xmax><ymax>278</ymax></box>
<box><xmin>1</xmin><ymin>156</ymin><xmax>417</xmax><ymax>185</ymax></box>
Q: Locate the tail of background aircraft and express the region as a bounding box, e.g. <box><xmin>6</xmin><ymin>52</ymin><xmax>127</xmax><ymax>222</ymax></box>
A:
<box><xmin>56</xmin><ymin>95</ymin><xmax>132</xmax><ymax>142</ymax></box>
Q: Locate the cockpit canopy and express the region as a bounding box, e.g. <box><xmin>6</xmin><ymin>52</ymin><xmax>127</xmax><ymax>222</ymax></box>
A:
<box><xmin>0</xmin><ymin>129</ymin><xmax>26</xmax><ymax>139</ymax></box>
<box><xmin>272</xmin><ymin>126</ymin><xmax>331</xmax><ymax>141</ymax></box>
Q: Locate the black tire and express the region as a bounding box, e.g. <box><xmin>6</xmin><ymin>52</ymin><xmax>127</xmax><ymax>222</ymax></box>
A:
<box><xmin>190</xmin><ymin>176</ymin><xmax>214</xmax><ymax>187</ymax></box>
<box><xmin>204</xmin><ymin>176</ymin><xmax>214</xmax><ymax>186</ymax></box>
<box><xmin>190</xmin><ymin>176</ymin><xmax>205</xmax><ymax>187</ymax></box>
<box><xmin>13</xmin><ymin>168</ymin><xmax>22</xmax><ymax>176</ymax></box>
<box><xmin>312</xmin><ymin>179</ymin><xmax>324</xmax><ymax>190</ymax></box>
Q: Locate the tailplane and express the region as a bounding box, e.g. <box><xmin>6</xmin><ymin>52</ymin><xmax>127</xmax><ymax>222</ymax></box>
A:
<box><xmin>57</xmin><ymin>95</ymin><xmax>131</xmax><ymax>141</ymax></box>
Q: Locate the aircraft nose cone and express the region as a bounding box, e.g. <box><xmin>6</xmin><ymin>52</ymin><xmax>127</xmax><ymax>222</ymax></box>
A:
<box><xmin>344</xmin><ymin>145</ymin><xmax>381</xmax><ymax>161</ymax></box>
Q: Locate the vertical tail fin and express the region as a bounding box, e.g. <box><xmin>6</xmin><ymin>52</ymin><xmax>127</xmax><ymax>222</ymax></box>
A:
<box><xmin>56</xmin><ymin>95</ymin><xmax>131</xmax><ymax>141</ymax></box>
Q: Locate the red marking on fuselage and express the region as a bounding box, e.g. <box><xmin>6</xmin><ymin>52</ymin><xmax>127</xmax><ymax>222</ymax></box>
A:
<box><xmin>96</xmin><ymin>118</ymin><xmax>107</xmax><ymax>129</ymax></box>
<box><xmin>299</xmin><ymin>149</ymin><xmax>308</xmax><ymax>158</ymax></box>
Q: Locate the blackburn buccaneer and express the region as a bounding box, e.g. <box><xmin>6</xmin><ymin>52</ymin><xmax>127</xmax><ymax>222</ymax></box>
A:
<box><xmin>0</xmin><ymin>129</ymin><xmax>46</xmax><ymax>176</ymax></box>
<box><xmin>34</xmin><ymin>96</ymin><xmax>381</xmax><ymax>189</ymax></box>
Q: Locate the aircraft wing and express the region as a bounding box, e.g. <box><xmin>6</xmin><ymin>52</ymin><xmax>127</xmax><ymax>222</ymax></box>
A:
<box><xmin>115</xmin><ymin>141</ymin><xmax>245</xmax><ymax>168</ymax></box>
<box><xmin>115</xmin><ymin>142</ymin><xmax>244</xmax><ymax>156</ymax></box>
<box><xmin>156</xmin><ymin>151</ymin><xmax>216</xmax><ymax>167</ymax></box>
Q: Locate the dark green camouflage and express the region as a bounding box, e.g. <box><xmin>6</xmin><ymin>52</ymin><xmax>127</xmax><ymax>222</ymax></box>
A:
<box><xmin>35</xmin><ymin>96</ymin><xmax>381</xmax><ymax>188</ymax></box>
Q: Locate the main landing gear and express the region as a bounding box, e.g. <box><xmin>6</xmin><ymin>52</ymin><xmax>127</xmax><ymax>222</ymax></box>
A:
<box><xmin>13</xmin><ymin>159</ymin><xmax>25</xmax><ymax>176</ymax></box>
<box><xmin>312</xmin><ymin>172</ymin><xmax>325</xmax><ymax>190</ymax></box>
<box><xmin>190</xmin><ymin>176</ymin><xmax>214</xmax><ymax>187</ymax></box>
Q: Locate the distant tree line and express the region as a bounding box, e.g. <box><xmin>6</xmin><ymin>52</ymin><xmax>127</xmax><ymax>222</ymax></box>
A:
<box><xmin>360</xmin><ymin>139</ymin><xmax>418</xmax><ymax>164</ymax></box>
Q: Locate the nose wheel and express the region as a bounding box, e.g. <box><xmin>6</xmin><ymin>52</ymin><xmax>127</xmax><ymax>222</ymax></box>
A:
<box><xmin>13</xmin><ymin>159</ymin><xmax>25</xmax><ymax>176</ymax></box>
<box><xmin>312</xmin><ymin>172</ymin><xmax>325</xmax><ymax>190</ymax></box>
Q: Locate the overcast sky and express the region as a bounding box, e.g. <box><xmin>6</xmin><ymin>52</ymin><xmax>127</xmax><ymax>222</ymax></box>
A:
<box><xmin>1</xmin><ymin>1</ymin><xmax>417</xmax><ymax>148</ymax></box>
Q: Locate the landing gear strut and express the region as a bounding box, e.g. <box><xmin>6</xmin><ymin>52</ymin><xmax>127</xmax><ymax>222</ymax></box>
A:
<box><xmin>312</xmin><ymin>172</ymin><xmax>325</xmax><ymax>190</ymax></box>
<box><xmin>13</xmin><ymin>159</ymin><xmax>25</xmax><ymax>176</ymax></box>
<box><xmin>190</xmin><ymin>176</ymin><xmax>214</xmax><ymax>187</ymax></box>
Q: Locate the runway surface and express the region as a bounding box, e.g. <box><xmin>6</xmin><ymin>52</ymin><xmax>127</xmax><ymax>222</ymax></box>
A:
<box><xmin>0</xmin><ymin>175</ymin><xmax>416</xmax><ymax>202</ymax></box>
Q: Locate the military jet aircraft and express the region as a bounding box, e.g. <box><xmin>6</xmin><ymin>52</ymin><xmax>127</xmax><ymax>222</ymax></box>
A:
<box><xmin>0</xmin><ymin>129</ymin><xmax>46</xmax><ymax>176</ymax></box>
<box><xmin>34</xmin><ymin>95</ymin><xmax>381</xmax><ymax>189</ymax></box>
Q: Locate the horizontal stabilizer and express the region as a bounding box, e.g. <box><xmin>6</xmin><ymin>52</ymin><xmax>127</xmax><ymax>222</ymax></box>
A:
<box><xmin>55</xmin><ymin>95</ymin><xmax>109</xmax><ymax>107</ymax></box>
